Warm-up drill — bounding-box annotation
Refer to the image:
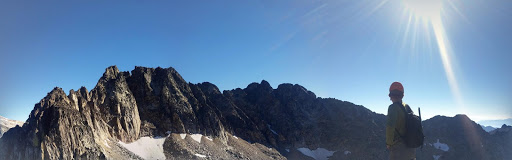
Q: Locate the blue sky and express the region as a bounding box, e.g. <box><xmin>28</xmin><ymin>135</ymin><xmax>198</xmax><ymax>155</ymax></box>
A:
<box><xmin>0</xmin><ymin>0</ymin><xmax>510</xmax><ymax>122</ymax></box>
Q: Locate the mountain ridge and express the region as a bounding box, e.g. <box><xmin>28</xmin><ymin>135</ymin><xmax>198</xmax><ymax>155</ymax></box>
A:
<box><xmin>479</xmin><ymin>118</ymin><xmax>512</xmax><ymax>128</ymax></box>
<box><xmin>1</xmin><ymin>66</ymin><xmax>510</xmax><ymax>160</ymax></box>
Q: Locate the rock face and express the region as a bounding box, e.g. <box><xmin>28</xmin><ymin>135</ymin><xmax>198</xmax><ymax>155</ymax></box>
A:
<box><xmin>0</xmin><ymin>66</ymin><xmax>510</xmax><ymax>160</ymax></box>
<box><xmin>0</xmin><ymin>66</ymin><xmax>144</xmax><ymax>160</ymax></box>
<box><xmin>0</xmin><ymin>116</ymin><xmax>24</xmax><ymax>138</ymax></box>
<box><xmin>418</xmin><ymin>115</ymin><xmax>512</xmax><ymax>160</ymax></box>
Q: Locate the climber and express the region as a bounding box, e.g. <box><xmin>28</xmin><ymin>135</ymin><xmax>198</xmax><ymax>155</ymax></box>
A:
<box><xmin>386</xmin><ymin>82</ymin><xmax>416</xmax><ymax>160</ymax></box>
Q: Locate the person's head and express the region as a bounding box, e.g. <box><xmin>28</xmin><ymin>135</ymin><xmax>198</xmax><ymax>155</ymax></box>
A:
<box><xmin>389</xmin><ymin>82</ymin><xmax>404</xmax><ymax>103</ymax></box>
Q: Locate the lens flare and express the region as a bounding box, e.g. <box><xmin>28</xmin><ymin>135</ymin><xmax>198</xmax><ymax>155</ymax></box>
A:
<box><xmin>401</xmin><ymin>0</ymin><xmax>464</xmax><ymax>111</ymax></box>
<box><xmin>400</xmin><ymin>0</ymin><xmax>485</xmax><ymax>154</ymax></box>
<box><xmin>403</xmin><ymin>0</ymin><xmax>442</xmax><ymax>23</ymax></box>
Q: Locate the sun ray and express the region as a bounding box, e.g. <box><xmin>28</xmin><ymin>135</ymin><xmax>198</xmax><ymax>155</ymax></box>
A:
<box><xmin>399</xmin><ymin>0</ymin><xmax>486</xmax><ymax>153</ymax></box>
<box><xmin>401</xmin><ymin>0</ymin><xmax>465</xmax><ymax>110</ymax></box>
<box><xmin>401</xmin><ymin>13</ymin><xmax>414</xmax><ymax>52</ymax></box>
<box><xmin>430</xmin><ymin>16</ymin><xmax>464</xmax><ymax>110</ymax></box>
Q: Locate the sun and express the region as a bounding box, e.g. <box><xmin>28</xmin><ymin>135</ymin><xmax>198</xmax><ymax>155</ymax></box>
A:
<box><xmin>402</xmin><ymin>0</ymin><xmax>443</xmax><ymax>22</ymax></box>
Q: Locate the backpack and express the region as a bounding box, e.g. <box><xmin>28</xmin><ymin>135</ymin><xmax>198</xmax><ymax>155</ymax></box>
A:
<box><xmin>397</xmin><ymin>104</ymin><xmax>425</xmax><ymax>148</ymax></box>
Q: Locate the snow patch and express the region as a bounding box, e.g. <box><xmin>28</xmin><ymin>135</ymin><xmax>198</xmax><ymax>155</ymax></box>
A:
<box><xmin>118</xmin><ymin>136</ymin><xmax>166</xmax><ymax>160</ymax></box>
<box><xmin>194</xmin><ymin>154</ymin><xmax>207</xmax><ymax>158</ymax></box>
<box><xmin>433</xmin><ymin>155</ymin><xmax>441</xmax><ymax>160</ymax></box>
<box><xmin>190</xmin><ymin>134</ymin><xmax>203</xmax><ymax>143</ymax></box>
<box><xmin>433</xmin><ymin>139</ymin><xmax>450</xmax><ymax>151</ymax></box>
<box><xmin>233</xmin><ymin>135</ymin><xmax>239</xmax><ymax>139</ymax></box>
<box><xmin>344</xmin><ymin>151</ymin><xmax>351</xmax><ymax>155</ymax></box>
<box><xmin>179</xmin><ymin>134</ymin><xmax>186</xmax><ymax>139</ymax></box>
<box><xmin>267</xmin><ymin>124</ymin><xmax>278</xmax><ymax>135</ymax></box>
<box><xmin>204</xmin><ymin>136</ymin><xmax>213</xmax><ymax>142</ymax></box>
<box><xmin>165</xmin><ymin>131</ymin><xmax>172</xmax><ymax>135</ymax></box>
<box><xmin>297</xmin><ymin>148</ymin><xmax>335</xmax><ymax>160</ymax></box>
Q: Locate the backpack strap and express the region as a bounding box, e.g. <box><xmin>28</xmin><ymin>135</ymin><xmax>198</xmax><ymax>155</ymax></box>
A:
<box><xmin>401</xmin><ymin>103</ymin><xmax>413</xmax><ymax>114</ymax></box>
<box><xmin>395</xmin><ymin>128</ymin><xmax>404</xmax><ymax>139</ymax></box>
<box><xmin>394</xmin><ymin>103</ymin><xmax>407</xmax><ymax>139</ymax></box>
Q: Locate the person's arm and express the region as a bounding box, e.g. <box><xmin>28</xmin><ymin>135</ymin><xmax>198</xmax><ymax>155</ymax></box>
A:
<box><xmin>386</xmin><ymin>105</ymin><xmax>397</xmax><ymax>146</ymax></box>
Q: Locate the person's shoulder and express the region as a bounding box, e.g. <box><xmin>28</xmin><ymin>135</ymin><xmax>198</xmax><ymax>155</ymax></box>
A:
<box><xmin>388</xmin><ymin>103</ymin><xmax>400</xmax><ymax>110</ymax></box>
<box><xmin>389</xmin><ymin>102</ymin><xmax>402</xmax><ymax>107</ymax></box>
<box><xmin>403</xmin><ymin>103</ymin><xmax>413</xmax><ymax>113</ymax></box>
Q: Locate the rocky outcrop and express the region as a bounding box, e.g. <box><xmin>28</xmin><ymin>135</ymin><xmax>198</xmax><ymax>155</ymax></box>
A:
<box><xmin>0</xmin><ymin>66</ymin><xmax>510</xmax><ymax>160</ymax></box>
<box><xmin>90</xmin><ymin>66</ymin><xmax>141</xmax><ymax>142</ymax></box>
<box><xmin>418</xmin><ymin>115</ymin><xmax>512</xmax><ymax>160</ymax></box>
<box><xmin>126</xmin><ymin>67</ymin><xmax>225</xmax><ymax>138</ymax></box>
<box><xmin>490</xmin><ymin>125</ymin><xmax>512</xmax><ymax>159</ymax></box>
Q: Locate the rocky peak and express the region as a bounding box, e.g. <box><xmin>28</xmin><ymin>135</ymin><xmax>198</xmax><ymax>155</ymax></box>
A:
<box><xmin>77</xmin><ymin>86</ymin><xmax>89</xmax><ymax>99</ymax></box>
<box><xmin>46</xmin><ymin>87</ymin><xmax>67</xmax><ymax>101</ymax></box>
<box><xmin>197</xmin><ymin>82</ymin><xmax>221</xmax><ymax>95</ymax></box>
<box><xmin>36</xmin><ymin>87</ymin><xmax>74</xmax><ymax>111</ymax></box>
<box><xmin>102</xmin><ymin>65</ymin><xmax>121</xmax><ymax>80</ymax></box>
<box><xmin>455</xmin><ymin>114</ymin><xmax>471</xmax><ymax>121</ymax></box>
<box><xmin>275</xmin><ymin>83</ymin><xmax>316</xmax><ymax>101</ymax></box>
<box><xmin>490</xmin><ymin>124</ymin><xmax>512</xmax><ymax>135</ymax></box>
<box><xmin>244</xmin><ymin>80</ymin><xmax>272</xmax><ymax>93</ymax></box>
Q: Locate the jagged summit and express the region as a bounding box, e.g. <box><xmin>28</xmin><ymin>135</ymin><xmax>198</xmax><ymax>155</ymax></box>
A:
<box><xmin>102</xmin><ymin>65</ymin><xmax>120</xmax><ymax>79</ymax></box>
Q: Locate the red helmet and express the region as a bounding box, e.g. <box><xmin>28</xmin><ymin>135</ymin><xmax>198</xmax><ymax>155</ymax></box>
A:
<box><xmin>389</xmin><ymin>82</ymin><xmax>404</xmax><ymax>93</ymax></box>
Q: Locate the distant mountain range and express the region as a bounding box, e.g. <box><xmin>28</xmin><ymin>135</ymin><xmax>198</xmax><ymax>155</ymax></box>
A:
<box><xmin>481</xmin><ymin>125</ymin><xmax>497</xmax><ymax>132</ymax></box>
<box><xmin>0</xmin><ymin>66</ymin><xmax>510</xmax><ymax>160</ymax></box>
<box><xmin>479</xmin><ymin>119</ymin><xmax>512</xmax><ymax>128</ymax></box>
<box><xmin>0</xmin><ymin>115</ymin><xmax>24</xmax><ymax>138</ymax></box>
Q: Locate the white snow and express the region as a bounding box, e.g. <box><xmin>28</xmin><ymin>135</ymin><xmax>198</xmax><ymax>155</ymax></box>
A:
<box><xmin>190</xmin><ymin>134</ymin><xmax>203</xmax><ymax>143</ymax></box>
<box><xmin>297</xmin><ymin>148</ymin><xmax>335</xmax><ymax>160</ymax></box>
<box><xmin>344</xmin><ymin>151</ymin><xmax>351</xmax><ymax>155</ymax></box>
<box><xmin>267</xmin><ymin>124</ymin><xmax>278</xmax><ymax>135</ymax></box>
<box><xmin>118</xmin><ymin>136</ymin><xmax>166</xmax><ymax>160</ymax></box>
<box><xmin>433</xmin><ymin>139</ymin><xmax>450</xmax><ymax>151</ymax></box>
<box><xmin>165</xmin><ymin>131</ymin><xmax>172</xmax><ymax>135</ymax></box>
<box><xmin>204</xmin><ymin>136</ymin><xmax>213</xmax><ymax>142</ymax></box>
<box><xmin>179</xmin><ymin>134</ymin><xmax>186</xmax><ymax>139</ymax></box>
<box><xmin>433</xmin><ymin>155</ymin><xmax>441</xmax><ymax>160</ymax></box>
<box><xmin>233</xmin><ymin>135</ymin><xmax>239</xmax><ymax>139</ymax></box>
<box><xmin>194</xmin><ymin>154</ymin><xmax>207</xmax><ymax>158</ymax></box>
